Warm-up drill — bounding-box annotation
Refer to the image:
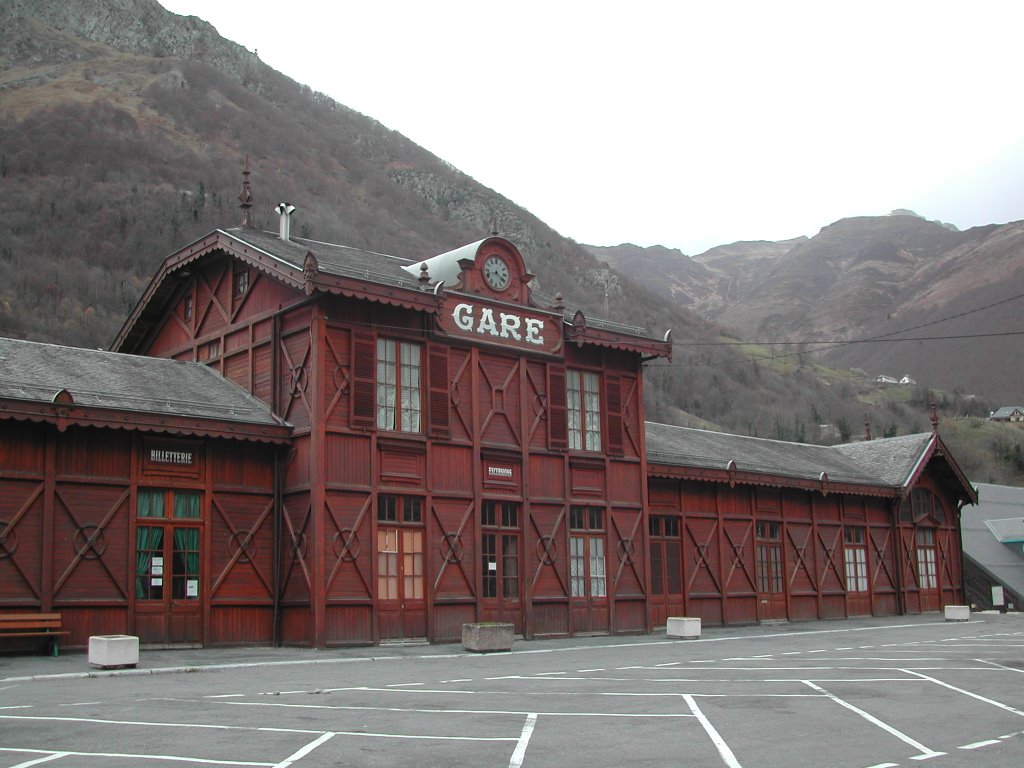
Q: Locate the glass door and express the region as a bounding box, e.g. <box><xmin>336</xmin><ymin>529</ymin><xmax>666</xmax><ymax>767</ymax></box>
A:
<box><xmin>134</xmin><ymin>489</ymin><xmax>202</xmax><ymax>644</ymax></box>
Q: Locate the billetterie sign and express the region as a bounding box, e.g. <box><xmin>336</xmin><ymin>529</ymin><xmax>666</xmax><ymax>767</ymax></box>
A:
<box><xmin>437</xmin><ymin>296</ymin><xmax>562</xmax><ymax>355</ymax></box>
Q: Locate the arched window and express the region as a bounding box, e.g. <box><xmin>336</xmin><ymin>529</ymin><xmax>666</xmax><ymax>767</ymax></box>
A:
<box><xmin>901</xmin><ymin>488</ymin><xmax>947</xmax><ymax>525</ymax></box>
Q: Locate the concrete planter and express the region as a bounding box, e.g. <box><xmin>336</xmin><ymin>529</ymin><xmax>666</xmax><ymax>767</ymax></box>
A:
<box><xmin>462</xmin><ymin>622</ymin><xmax>514</xmax><ymax>652</ymax></box>
<box><xmin>944</xmin><ymin>605</ymin><xmax>970</xmax><ymax>622</ymax></box>
<box><xmin>88</xmin><ymin>635</ymin><xmax>139</xmax><ymax>669</ymax></box>
<box><xmin>667</xmin><ymin>616</ymin><xmax>702</xmax><ymax>639</ymax></box>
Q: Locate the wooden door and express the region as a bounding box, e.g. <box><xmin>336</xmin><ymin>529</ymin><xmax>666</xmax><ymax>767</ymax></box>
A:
<box><xmin>134</xmin><ymin>490</ymin><xmax>203</xmax><ymax>645</ymax></box>
<box><xmin>843</xmin><ymin>526</ymin><xmax>872</xmax><ymax>616</ymax></box>
<box><xmin>755</xmin><ymin>520</ymin><xmax>787</xmax><ymax>621</ymax></box>
<box><xmin>648</xmin><ymin>514</ymin><xmax>683</xmax><ymax>626</ymax></box>
<box><xmin>480</xmin><ymin>532</ymin><xmax>522</xmax><ymax>629</ymax></box>
<box><xmin>569</xmin><ymin>534</ymin><xmax>609</xmax><ymax>633</ymax></box>
<box><xmin>377</xmin><ymin>527</ymin><xmax>427</xmax><ymax>640</ymax></box>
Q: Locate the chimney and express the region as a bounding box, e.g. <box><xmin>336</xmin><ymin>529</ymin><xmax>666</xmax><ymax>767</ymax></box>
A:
<box><xmin>275</xmin><ymin>203</ymin><xmax>296</xmax><ymax>241</ymax></box>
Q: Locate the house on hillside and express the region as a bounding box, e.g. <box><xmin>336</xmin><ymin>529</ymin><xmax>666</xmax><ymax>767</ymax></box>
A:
<box><xmin>876</xmin><ymin>375</ymin><xmax>899</xmax><ymax>385</ymax></box>
<box><xmin>990</xmin><ymin>406</ymin><xmax>1024</xmax><ymax>423</ymax></box>
<box><xmin>0</xmin><ymin>174</ymin><xmax>979</xmax><ymax>649</ymax></box>
<box><xmin>960</xmin><ymin>484</ymin><xmax>1024</xmax><ymax>610</ymax></box>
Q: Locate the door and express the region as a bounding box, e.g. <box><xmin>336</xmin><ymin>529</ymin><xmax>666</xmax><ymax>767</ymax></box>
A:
<box><xmin>377</xmin><ymin>527</ymin><xmax>426</xmax><ymax>640</ymax></box>
<box><xmin>480</xmin><ymin>501</ymin><xmax>522</xmax><ymax>631</ymax></box>
<box><xmin>916</xmin><ymin>527</ymin><xmax>940</xmax><ymax>612</ymax></box>
<box><xmin>756</xmin><ymin>520</ymin><xmax>787</xmax><ymax>620</ymax></box>
<box><xmin>649</xmin><ymin>514</ymin><xmax>683</xmax><ymax>626</ymax></box>
<box><xmin>844</xmin><ymin>526</ymin><xmax>871</xmax><ymax>616</ymax></box>
<box><xmin>134</xmin><ymin>489</ymin><xmax>203</xmax><ymax>645</ymax></box>
<box><xmin>569</xmin><ymin>506</ymin><xmax>609</xmax><ymax>634</ymax></box>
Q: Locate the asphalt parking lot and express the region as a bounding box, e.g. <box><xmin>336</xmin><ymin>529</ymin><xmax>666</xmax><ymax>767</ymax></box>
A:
<box><xmin>2</xmin><ymin>613</ymin><xmax>1023</xmax><ymax>768</ymax></box>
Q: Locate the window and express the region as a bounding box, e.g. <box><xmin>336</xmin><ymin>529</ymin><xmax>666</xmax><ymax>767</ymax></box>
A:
<box><xmin>376</xmin><ymin>339</ymin><xmax>422</xmax><ymax>432</ymax></box>
<box><xmin>234</xmin><ymin>268</ymin><xmax>249</xmax><ymax>297</ymax></box>
<box><xmin>135</xmin><ymin>489</ymin><xmax>201</xmax><ymax>601</ymax></box>
<box><xmin>844</xmin><ymin>526</ymin><xmax>868</xmax><ymax>593</ymax></box>
<box><xmin>378</xmin><ymin>495</ymin><xmax>422</xmax><ymax>524</ymax></box>
<box><xmin>183</xmin><ymin>294</ymin><xmax>193</xmax><ymax>321</ymax></box>
<box><xmin>567</xmin><ymin>369</ymin><xmax>601</xmax><ymax>451</ymax></box>
<box><xmin>916</xmin><ymin>528</ymin><xmax>937</xmax><ymax>589</ymax></box>
<box><xmin>198</xmin><ymin>339</ymin><xmax>220</xmax><ymax>362</ymax></box>
<box><xmin>482</xmin><ymin>502</ymin><xmax>520</xmax><ymax>600</ymax></box>
<box><xmin>570</xmin><ymin>506</ymin><xmax>606</xmax><ymax>598</ymax></box>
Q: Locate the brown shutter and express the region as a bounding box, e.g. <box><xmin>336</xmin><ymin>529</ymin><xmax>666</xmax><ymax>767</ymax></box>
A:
<box><xmin>606</xmin><ymin>374</ymin><xmax>623</xmax><ymax>455</ymax></box>
<box><xmin>351</xmin><ymin>331</ymin><xmax>376</xmax><ymax>429</ymax></box>
<box><xmin>428</xmin><ymin>344</ymin><xmax>450</xmax><ymax>438</ymax></box>
<box><xmin>548</xmin><ymin>364</ymin><xmax>568</xmax><ymax>451</ymax></box>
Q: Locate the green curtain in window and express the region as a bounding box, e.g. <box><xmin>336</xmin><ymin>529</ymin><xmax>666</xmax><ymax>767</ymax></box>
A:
<box><xmin>173</xmin><ymin>527</ymin><xmax>200</xmax><ymax>577</ymax></box>
<box><xmin>174</xmin><ymin>492</ymin><xmax>200</xmax><ymax>519</ymax></box>
<box><xmin>135</xmin><ymin>526</ymin><xmax>163</xmax><ymax>598</ymax></box>
<box><xmin>138</xmin><ymin>490</ymin><xmax>164</xmax><ymax>518</ymax></box>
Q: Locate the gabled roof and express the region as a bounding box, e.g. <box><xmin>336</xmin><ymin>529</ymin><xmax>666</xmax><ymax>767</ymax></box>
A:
<box><xmin>0</xmin><ymin>337</ymin><xmax>290</xmax><ymax>443</ymax></box>
<box><xmin>991</xmin><ymin>406</ymin><xmax>1024</xmax><ymax>419</ymax></box>
<box><xmin>112</xmin><ymin>227</ymin><xmax>671</xmax><ymax>359</ymax></box>
<box><xmin>646</xmin><ymin>422</ymin><xmax>976</xmax><ymax>502</ymax></box>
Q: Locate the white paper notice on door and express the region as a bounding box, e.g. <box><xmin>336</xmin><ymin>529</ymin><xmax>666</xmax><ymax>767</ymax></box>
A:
<box><xmin>186</xmin><ymin>579</ymin><xmax>199</xmax><ymax>598</ymax></box>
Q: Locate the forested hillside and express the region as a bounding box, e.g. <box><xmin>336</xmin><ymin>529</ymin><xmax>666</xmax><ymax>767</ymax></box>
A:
<box><xmin>2</xmin><ymin>0</ymin><xmax>1021</xmax><ymax>486</ymax></box>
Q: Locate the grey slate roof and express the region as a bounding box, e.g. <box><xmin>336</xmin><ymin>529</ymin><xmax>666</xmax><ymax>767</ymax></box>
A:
<box><xmin>961</xmin><ymin>483</ymin><xmax>1024</xmax><ymax>599</ymax></box>
<box><xmin>220</xmin><ymin>227</ymin><xmax>425</xmax><ymax>291</ymax></box>
<box><xmin>0</xmin><ymin>337</ymin><xmax>283</xmax><ymax>428</ymax></box>
<box><xmin>645</xmin><ymin>421</ymin><xmax>934</xmax><ymax>490</ymax></box>
<box><xmin>218</xmin><ymin>228</ymin><xmax>652</xmax><ymax>338</ymax></box>
<box><xmin>832</xmin><ymin>433</ymin><xmax>934</xmax><ymax>486</ymax></box>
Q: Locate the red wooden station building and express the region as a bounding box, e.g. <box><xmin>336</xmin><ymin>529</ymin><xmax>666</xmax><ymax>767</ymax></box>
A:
<box><xmin>0</xmin><ymin>198</ymin><xmax>976</xmax><ymax>650</ymax></box>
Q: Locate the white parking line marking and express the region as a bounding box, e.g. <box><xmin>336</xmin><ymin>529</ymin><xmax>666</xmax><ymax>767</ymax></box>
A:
<box><xmin>977</xmin><ymin>658</ymin><xmax>1024</xmax><ymax>674</ymax></box>
<box><xmin>205</xmin><ymin>694</ymin><xmax>245</xmax><ymax>699</ymax></box>
<box><xmin>386</xmin><ymin>682</ymin><xmax>424</xmax><ymax>687</ymax></box>
<box><xmin>802</xmin><ymin>681</ymin><xmax>944</xmax><ymax>760</ymax></box>
<box><xmin>272</xmin><ymin>733</ymin><xmax>335</xmax><ymax>768</ymax></box>
<box><xmin>508</xmin><ymin>713</ymin><xmax>537</xmax><ymax>768</ymax></box>
<box><xmin>225</xmin><ymin>700</ymin><xmax>694</xmax><ymax>717</ymax></box>
<box><xmin>900</xmin><ymin>669</ymin><xmax>1024</xmax><ymax>717</ymax></box>
<box><xmin>959</xmin><ymin>740</ymin><xmax>1001</xmax><ymax>749</ymax></box>
<box><xmin>683</xmin><ymin>694</ymin><xmax>743</xmax><ymax>768</ymax></box>
<box><xmin>863</xmin><ymin>763</ymin><xmax>898</xmax><ymax>768</ymax></box>
<box><xmin>1</xmin><ymin>746</ymin><xmax>271</xmax><ymax>766</ymax></box>
<box><xmin>9</xmin><ymin>752</ymin><xmax>70</xmax><ymax>768</ymax></box>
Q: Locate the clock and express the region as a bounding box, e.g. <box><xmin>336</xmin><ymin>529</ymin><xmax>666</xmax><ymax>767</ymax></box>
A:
<box><xmin>482</xmin><ymin>255</ymin><xmax>510</xmax><ymax>291</ymax></box>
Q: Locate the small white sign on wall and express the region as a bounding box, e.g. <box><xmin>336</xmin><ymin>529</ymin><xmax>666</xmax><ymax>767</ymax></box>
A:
<box><xmin>992</xmin><ymin>585</ymin><xmax>1005</xmax><ymax>606</ymax></box>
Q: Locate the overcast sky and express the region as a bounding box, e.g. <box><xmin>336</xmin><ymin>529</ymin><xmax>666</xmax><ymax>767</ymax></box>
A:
<box><xmin>159</xmin><ymin>0</ymin><xmax>1024</xmax><ymax>254</ymax></box>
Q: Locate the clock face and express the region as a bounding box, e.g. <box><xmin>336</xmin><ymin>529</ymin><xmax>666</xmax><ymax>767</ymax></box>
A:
<box><xmin>483</xmin><ymin>255</ymin><xmax>510</xmax><ymax>291</ymax></box>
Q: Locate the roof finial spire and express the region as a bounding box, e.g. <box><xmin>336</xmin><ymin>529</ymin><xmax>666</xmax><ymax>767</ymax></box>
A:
<box><xmin>930</xmin><ymin>396</ymin><xmax>939</xmax><ymax>433</ymax></box>
<box><xmin>239</xmin><ymin>154</ymin><xmax>254</xmax><ymax>228</ymax></box>
<box><xmin>864</xmin><ymin>414</ymin><xmax>872</xmax><ymax>441</ymax></box>
<box><xmin>489</xmin><ymin>213</ymin><xmax>499</xmax><ymax>237</ymax></box>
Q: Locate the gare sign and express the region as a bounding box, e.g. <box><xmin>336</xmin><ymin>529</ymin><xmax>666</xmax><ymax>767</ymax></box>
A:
<box><xmin>436</xmin><ymin>295</ymin><xmax>563</xmax><ymax>355</ymax></box>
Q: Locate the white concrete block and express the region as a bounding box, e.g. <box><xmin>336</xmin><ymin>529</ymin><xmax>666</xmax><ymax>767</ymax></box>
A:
<box><xmin>88</xmin><ymin>635</ymin><xmax>139</xmax><ymax>668</ymax></box>
<box><xmin>667</xmin><ymin>616</ymin><xmax>701</xmax><ymax>639</ymax></box>
<box><xmin>462</xmin><ymin>623</ymin><xmax>514</xmax><ymax>652</ymax></box>
<box><xmin>944</xmin><ymin>605</ymin><xmax>970</xmax><ymax>622</ymax></box>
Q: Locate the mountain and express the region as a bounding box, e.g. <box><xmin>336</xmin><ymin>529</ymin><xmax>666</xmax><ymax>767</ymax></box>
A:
<box><xmin>592</xmin><ymin>215</ymin><xmax>1024</xmax><ymax>403</ymax></box>
<box><xmin>2</xmin><ymin>0</ymin><xmax>1022</xmax><ymax>486</ymax></box>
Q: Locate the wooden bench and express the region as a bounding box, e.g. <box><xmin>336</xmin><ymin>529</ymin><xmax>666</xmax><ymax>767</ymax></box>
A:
<box><xmin>0</xmin><ymin>613</ymin><xmax>70</xmax><ymax>656</ymax></box>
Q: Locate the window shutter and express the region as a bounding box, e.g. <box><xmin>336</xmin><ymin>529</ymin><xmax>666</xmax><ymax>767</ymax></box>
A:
<box><xmin>428</xmin><ymin>344</ymin><xmax>450</xmax><ymax>438</ymax></box>
<box><xmin>548</xmin><ymin>364</ymin><xmax>568</xmax><ymax>451</ymax></box>
<box><xmin>606</xmin><ymin>374</ymin><xmax>623</xmax><ymax>455</ymax></box>
<box><xmin>351</xmin><ymin>331</ymin><xmax>376</xmax><ymax>429</ymax></box>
